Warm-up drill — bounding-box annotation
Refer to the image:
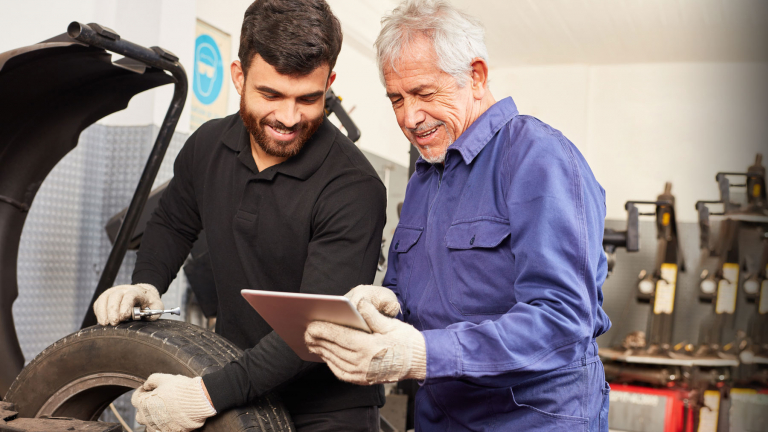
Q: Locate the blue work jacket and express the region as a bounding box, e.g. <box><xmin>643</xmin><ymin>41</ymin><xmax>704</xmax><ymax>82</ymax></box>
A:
<box><xmin>383</xmin><ymin>97</ymin><xmax>611</xmax><ymax>430</ymax></box>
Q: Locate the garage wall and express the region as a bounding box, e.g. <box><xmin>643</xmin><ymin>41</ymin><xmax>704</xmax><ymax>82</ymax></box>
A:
<box><xmin>1</xmin><ymin>0</ymin><xmax>408</xmax><ymax>364</ymax></box>
<box><xmin>193</xmin><ymin>0</ymin><xmax>410</xmax><ymax>165</ymax></box>
<box><xmin>0</xmin><ymin>0</ymin><xmax>409</xmax><ymax>163</ymax></box>
<box><xmin>3</xmin><ymin>0</ymin><xmax>766</xmax><ymax>368</ymax></box>
<box><xmin>0</xmin><ymin>0</ymin><xmax>197</xmax><ymax>133</ymax></box>
<box><xmin>3</xmin><ymin>1</ymin><xmax>766</xmax><ymax>213</ymax></box>
<box><xmin>490</xmin><ymin>61</ymin><xmax>768</xmax><ymax>223</ymax></box>
<box><xmin>13</xmin><ymin>125</ymin><xmax>189</xmax><ymax>362</ymax></box>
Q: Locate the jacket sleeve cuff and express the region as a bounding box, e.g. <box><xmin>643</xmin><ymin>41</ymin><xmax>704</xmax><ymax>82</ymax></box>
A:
<box><xmin>421</xmin><ymin>329</ymin><xmax>462</xmax><ymax>385</ymax></box>
<box><xmin>132</xmin><ymin>269</ymin><xmax>168</xmax><ymax>295</ymax></box>
<box><xmin>202</xmin><ymin>363</ymin><xmax>249</xmax><ymax>413</ymax></box>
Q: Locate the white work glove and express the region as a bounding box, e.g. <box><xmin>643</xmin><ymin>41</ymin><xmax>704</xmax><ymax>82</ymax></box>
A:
<box><xmin>345</xmin><ymin>285</ymin><xmax>401</xmax><ymax>317</ymax></box>
<box><xmin>131</xmin><ymin>373</ymin><xmax>216</xmax><ymax>432</ymax></box>
<box><xmin>94</xmin><ymin>283</ymin><xmax>163</xmax><ymax>326</ymax></box>
<box><xmin>305</xmin><ymin>300</ymin><xmax>427</xmax><ymax>385</ymax></box>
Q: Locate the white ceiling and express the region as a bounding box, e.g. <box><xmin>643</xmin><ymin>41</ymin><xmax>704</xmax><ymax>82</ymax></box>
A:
<box><xmin>450</xmin><ymin>0</ymin><xmax>768</xmax><ymax>66</ymax></box>
<box><xmin>341</xmin><ymin>0</ymin><xmax>768</xmax><ymax>67</ymax></box>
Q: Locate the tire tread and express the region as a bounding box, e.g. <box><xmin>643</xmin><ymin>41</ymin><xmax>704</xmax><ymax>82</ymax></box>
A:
<box><xmin>6</xmin><ymin>320</ymin><xmax>294</xmax><ymax>432</ymax></box>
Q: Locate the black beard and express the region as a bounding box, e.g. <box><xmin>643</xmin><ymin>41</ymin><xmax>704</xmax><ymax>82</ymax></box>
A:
<box><xmin>240</xmin><ymin>96</ymin><xmax>323</xmax><ymax>158</ymax></box>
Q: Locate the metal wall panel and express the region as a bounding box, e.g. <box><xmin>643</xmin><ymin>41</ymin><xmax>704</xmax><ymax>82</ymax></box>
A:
<box><xmin>13</xmin><ymin>124</ymin><xmax>190</xmax><ymax>363</ymax></box>
<box><xmin>13</xmin><ymin>123</ymin><xmax>189</xmax><ymax>427</ymax></box>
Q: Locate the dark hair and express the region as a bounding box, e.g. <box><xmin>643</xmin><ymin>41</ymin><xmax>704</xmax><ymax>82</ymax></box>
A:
<box><xmin>239</xmin><ymin>0</ymin><xmax>343</xmax><ymax>76</ymax></box>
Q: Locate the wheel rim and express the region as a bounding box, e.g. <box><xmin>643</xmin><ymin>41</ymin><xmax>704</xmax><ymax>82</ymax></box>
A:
<box><xmin>36</xmin><ymin>372</ymin><xmax>143</xmax><ymax>420</ymax></box>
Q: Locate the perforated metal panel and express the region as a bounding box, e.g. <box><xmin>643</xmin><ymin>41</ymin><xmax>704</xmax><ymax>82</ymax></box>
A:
<box><xmin>12</xmin><ymin>123</ymin><xmax>189</xmax><ymax>428</ymax></box>
<box><xmin>13</xmin><ymin>124</ymin><xmax>190</xmax><ymax>363</ymax></box>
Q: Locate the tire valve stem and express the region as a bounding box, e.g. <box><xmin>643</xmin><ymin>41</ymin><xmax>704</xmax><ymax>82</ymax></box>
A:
<box><xmin>132</xmin><ymin>306</ymin><xmax>181</xmax><ymax>320</ymax></box>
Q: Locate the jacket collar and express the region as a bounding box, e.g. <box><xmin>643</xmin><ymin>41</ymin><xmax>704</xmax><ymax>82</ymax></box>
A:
<box><xmin>415</xmin><ymin>97</ymin><xmax>518</xmax><ymax>174</ymax></box>
<box><xmin>222</xmin><ymin>114</ymin><xmax>336</xmax><ymax>181</ymax></box>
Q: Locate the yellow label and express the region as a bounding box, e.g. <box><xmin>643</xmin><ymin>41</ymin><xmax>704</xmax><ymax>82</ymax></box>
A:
<box><xmin>662</xmin><ymin>212</ymin><xmax>670</xmax><ymax>226</ymax></box>
<box><xmin>731</xmin><ymin>388</ymin><xmax>758</xmax><ymax>395</ymax></box>
<box><xmin>697</xmin><ymin>390</ymin><xmax>720</xmax><ymax>432</ymax></box>
<box><xmin>716</xmin><ymin>263</ymin><xmax>739</xmax><ymax>314</ymax></box>
<box><xmin>654</xmin><ymin>263</ymin><xmax>677</xmax><ymax>314</ymax></box>
<box><xmin>754</xmin><ymin>183</ymin><xmax>761</xmax><ymax>198</ymax></box>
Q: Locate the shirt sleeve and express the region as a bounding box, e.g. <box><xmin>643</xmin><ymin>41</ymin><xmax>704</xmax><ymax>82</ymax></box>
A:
<box><xmin>132</xmin><ymin>131</ymin><xmax>202</xmax><ymax>294</ymax></box>
<box><xmin>203</xmin><ymin>173</ymin><xmax>387</xmax><ymax>411</ymax></box>
<box><xmin>422</xmin><ymin>126</ymin><xmax>597</xmax><ymax>386</ymax></box>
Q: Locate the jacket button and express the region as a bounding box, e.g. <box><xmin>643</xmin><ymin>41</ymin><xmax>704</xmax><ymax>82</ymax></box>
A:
<box><xmin>394</xmin><ymin>241</ymin><xmax>400</xmax><ymax>250</ymax></box>
<box><xmin>470</xmin><ymin>235</ymin><xmax>475</xmax><ymax>245</ymax></box>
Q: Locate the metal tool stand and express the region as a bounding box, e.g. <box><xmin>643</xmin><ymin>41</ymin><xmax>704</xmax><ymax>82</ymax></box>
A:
<box><xmin>695</xmin><ymin>217</ymin><xmax>741</xmax><ymax>359</ymax></box>
<box><xmin>739</xmin><ymin>236</ymin><xmax>768</xmax><ymax>378</ymax></box>
<box><xmin>602</xmin><ymin>199</ymin><xmax>640</xmax><ymax>274</ymax></box>
<box><xmin>599</xmin><ymin>185</ymin><xmax>739</xmax><ymax>432</ymax></box>
<box><xmin>638</xmin><ymin>184</ymin><xmax>685</xmax><ymax>355</ymax></box>
<box><xmin>687</xmin><ymin>154</ymin><xmax>767</xmax><ymax>431</ymax></box>
<box><xmin>715</xmin><ymin>156</ymin><xmax>768</xmax><ymax>388</ymax></box>
<box><xmin>695</xmin><ymin>154</ymin><xmax>766</xmax><ymax>364</ymax></box>
<box><xmin>73</xmin><ymin>22</ymin><xmax>188</xmax><ymax>328</ymax></box>
<box><xmin>600</xmin><ymin>184</ymin><xmax>689</xmax><ymax>364</ymax></box>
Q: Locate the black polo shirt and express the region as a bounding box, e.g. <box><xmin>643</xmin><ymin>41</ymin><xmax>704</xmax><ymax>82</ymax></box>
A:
<box><xmin>133</xmin><ymin>113</ymin><xmax>387</xmax><ymax>414</ymax></box>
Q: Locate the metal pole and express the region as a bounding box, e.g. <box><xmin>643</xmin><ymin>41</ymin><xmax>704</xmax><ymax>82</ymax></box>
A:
<box><xmin>68</xmin><ymin>22</ymin><xmax>188</xmax><ymax>328</ymax></box>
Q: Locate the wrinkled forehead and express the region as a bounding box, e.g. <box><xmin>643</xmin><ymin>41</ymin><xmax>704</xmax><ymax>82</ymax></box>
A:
<box><xmin>383</xmin><ymin>35</ymin><xmax>445</xmax><ymax>87</ymax></box>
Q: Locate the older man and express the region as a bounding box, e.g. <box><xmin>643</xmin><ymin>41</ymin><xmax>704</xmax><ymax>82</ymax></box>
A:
<box><xmin>305</xmin><ymin>0</ymin><xmax>611</xmax><ymax>430</ymax></box>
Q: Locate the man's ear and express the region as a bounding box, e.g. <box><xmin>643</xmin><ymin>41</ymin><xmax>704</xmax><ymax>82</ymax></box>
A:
<box><xmin>326</xmin><ymin>71</ymin><xmax>337</xmax><ymax>91</ymax></box>
<box><xmin>469</xmin><ymin>57</ymin><xmax>489</xmax><ymax>100</ymax></box>
<box><xmin>231</xmin><ymin>60</ymin><xmax>245</xmax><ymax>96</ymax></box>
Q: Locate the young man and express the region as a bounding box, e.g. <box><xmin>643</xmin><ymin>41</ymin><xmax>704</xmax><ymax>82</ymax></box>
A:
<box><xmin>92</xmin><ymin>1</ymin><xmax>387</xmax><ymax>431</ymax></box>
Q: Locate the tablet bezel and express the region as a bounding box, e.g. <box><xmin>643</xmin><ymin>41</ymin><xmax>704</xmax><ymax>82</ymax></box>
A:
<box><xmin>240</xmin><ymin>289</ymin><xmax>371</xmax><ymax>362</ymax></box>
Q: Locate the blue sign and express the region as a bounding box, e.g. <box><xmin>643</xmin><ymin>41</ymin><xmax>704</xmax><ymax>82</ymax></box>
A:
<box><xmin>193</xmin><ymin>34</ymin><xmax>223</xmax><ymax>105</ymax></box>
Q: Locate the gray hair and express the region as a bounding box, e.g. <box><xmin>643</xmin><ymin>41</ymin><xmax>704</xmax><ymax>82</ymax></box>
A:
<box><xmin>374</xmin><ymin>0</ymin><xmax>488</xmax><ymax>87</ymax></box>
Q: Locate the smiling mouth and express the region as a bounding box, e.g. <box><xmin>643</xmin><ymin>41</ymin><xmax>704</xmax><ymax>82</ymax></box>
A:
<box><xmin>267</xmin><ymin>125</ymin><xmax>298</xmax><ymax>140</ymax></box>
<box><xmin>414</xmin><ymin>125</ymin><xmax>439</xmax><ymax>140</ymax></box>
<box><xmin>270</xmin><ymin>125</ymin><xmax>296</xmax><ymax>135</ymax></box>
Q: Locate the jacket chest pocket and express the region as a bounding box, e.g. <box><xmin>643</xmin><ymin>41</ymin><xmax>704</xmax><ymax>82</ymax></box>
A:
<box><xmin>390</xmin><ymin>225</ymin><xmax>422</xmax><ymax>308</ymax></box>
<box><xmin>445</xmin><ymin>218</ymin><xmax>515</xmax><ymax>315</ymax></box>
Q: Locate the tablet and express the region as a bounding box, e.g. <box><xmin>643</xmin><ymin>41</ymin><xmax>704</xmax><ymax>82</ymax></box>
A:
<box><xmin>241</xmin><ymin>289</ymin><xmax>371</xmax><ymax>362</ymax></box>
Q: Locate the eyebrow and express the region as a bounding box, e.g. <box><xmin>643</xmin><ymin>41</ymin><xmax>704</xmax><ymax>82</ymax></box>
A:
<box><xmin>256</xmin><ymin>85</ymin><xmax>325</xmax><ymax>99</ymax></box>
<box><xmin>386</xmin><ymin>84</ymin><xmax>432</xmax><ymax>99</ymax></box>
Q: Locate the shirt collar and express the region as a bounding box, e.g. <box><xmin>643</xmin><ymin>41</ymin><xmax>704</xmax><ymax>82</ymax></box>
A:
<box><xmin>222</xmin><ymin>114</ymin><xmax>336</xmax><ymax>181</ymax></box>
<box><xmin>415</xmin><ymin>97</ymin><xmax>518</xmax><ymax>174</ymax></box>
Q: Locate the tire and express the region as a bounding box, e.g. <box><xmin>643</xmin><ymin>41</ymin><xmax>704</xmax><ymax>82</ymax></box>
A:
<box><xmin>4</xmin><ymin>320</ymin><xmax>294</xmax><ymax>432</ymax></box>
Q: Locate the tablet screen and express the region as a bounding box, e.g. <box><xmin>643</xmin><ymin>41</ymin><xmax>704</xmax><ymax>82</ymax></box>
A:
<box><xmin>241</xmin><ymin>289</ymin><xmax>371</xmax><ymax>362</ymax></box>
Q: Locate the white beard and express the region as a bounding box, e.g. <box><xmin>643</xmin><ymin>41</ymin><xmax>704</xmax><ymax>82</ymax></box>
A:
<box><xmin>416</xmin><ymin>146</ymin><xmax>447</xmax><ymax>164</ymax></box>
<box><xmin>412</xmin><ymin>129</ymin><xmax>454</xmax><ymax>165</ymax></box>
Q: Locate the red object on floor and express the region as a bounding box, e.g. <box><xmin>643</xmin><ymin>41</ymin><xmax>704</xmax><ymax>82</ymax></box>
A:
<box><xmin>608</xmin><ymin>383</ymin><xmax>693</xmax><ymax>432</ymax></box>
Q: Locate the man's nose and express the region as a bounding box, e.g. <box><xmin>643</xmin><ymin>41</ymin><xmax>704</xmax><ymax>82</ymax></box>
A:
<box><xmin>273</xmin><ymin>99</ymin><xmax>301</xmax><ymax>128</ymax></box>
<box><xmin>402</xmin><ymin>100</ymin><xmax>425</xmax><ymax>130</ymax></box>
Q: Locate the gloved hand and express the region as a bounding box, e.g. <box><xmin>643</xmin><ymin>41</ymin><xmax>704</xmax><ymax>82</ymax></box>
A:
<box><xmin>345</xmin><ymin>285</ymin><xmax>401</xmax><ymax>317</ymax></box>
<box><xmin>305</xmin><ymin>300</ymin><xmax>426</xmax><ymax>385</ymax></box>
<box><xmin>131</xmin><ymin>373</ymin><xmax>216</xmax><ymax>432</ymax></box>
<box><xmin>94</xmin><ymin>283</ymin><xmax>163</xmax><ymax>326</ymax></box>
